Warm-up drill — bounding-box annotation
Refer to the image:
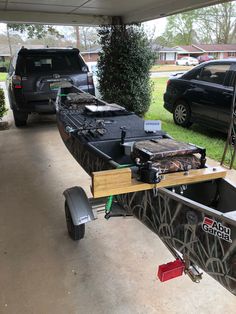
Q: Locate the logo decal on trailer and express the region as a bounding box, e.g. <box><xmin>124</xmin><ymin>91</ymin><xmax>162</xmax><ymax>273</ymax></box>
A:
<box><xmin>202</xmin><ymin>217</ymin><xmax>232</xmax><ymax>243</ymax></box>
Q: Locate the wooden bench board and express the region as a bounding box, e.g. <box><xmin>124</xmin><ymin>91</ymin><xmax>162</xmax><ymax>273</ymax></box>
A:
<box><xmin>92</xmin><ymin>167</ymin><xmax>227</xmax><ymax>198</ymax></box>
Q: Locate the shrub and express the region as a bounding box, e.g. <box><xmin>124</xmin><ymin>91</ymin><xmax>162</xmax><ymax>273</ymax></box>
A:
<box><xmin>0</xmin><ymin>60</ymin><xmax>10</xmax><ymax>72</ymax></box>
<box><xmin>98</xmin><ymin>25</ymin><xmax>155</xmax><ymax>116</ymax></box>
<box><xmin>0</xmin><ymin>88</ymin><xmax>8</xmax><ymax>120</ymax></box>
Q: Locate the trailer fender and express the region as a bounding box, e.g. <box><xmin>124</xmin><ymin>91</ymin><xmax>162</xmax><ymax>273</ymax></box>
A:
<box><xmin>63</xmin><ymin>186</ymin><xmax>95</xmax><ymax>225</ymax></box>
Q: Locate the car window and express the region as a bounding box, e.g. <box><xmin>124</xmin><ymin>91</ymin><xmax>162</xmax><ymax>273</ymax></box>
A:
<box><xmin>228</xmin><ymin>71</ymin><xmax>236</xmax><ymax>88</ymax></box>
<box><xmin>196</xmin><ymin>64</ymin><xmax>230</xmax><ymax>85</ymax></box>
<box><xmin>183</xmin><ymin>68</ymin><xmax>202</xmax><ymax>80</ymax></box>
<box><xmin>20</xmin><ymin>52</ymin><xmax>84</xmax><ymax>74</ymax></box>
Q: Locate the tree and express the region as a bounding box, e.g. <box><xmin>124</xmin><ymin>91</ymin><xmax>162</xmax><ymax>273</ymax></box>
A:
<box><xmin>98</xmin><ymin>24</ymin><xmax>155</xmax><ymax>116</ymax></box>
<box><xmin>6</xmin><ymin>24</ymin><xmax>64</xmax><ymax>57</ymax></box>
<box><xmin>161</xmin><ymin>11</ymin><xmax>199</xmax><ymax>46</ymax></box>
<box><xmin>196</xmin><ymin>2</ymin><xmax>236</xmax><ymax>44</ymax></box>
<box><xmin>8</xmin><ymin>24</ymin><xmax>63</xmax><ymax>39</ymax></box>
<box><xmin>73</xmin><ymin>26</ymin><xmax>99</xmax><ymax>51</ymax></box>
<box><xmin>0</xmin><ymin>88</ymin><xmax>7</xmax><ymax>120</ymax></box>
<box><xmin>159</xmin><ymin>2</ymin><xmax>236</xmax><ymax>46</ymax></box>
<box><xmin>75</xmin><ymin>26</ymin><xmax>80</xmax><ymax>49</ymax></box>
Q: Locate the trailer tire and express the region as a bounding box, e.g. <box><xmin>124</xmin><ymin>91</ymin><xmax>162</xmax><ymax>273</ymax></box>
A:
<box><xmin>65</xmin><ymin>201</ymin><xmax>85</xmax><ymax>241</ymax></box>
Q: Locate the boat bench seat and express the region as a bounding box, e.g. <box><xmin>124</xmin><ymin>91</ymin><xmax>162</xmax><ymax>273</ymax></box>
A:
<box><xmin>132</xmin><ymin>138</ymin><xmax>205</xmax><ymax>174</ymax></box>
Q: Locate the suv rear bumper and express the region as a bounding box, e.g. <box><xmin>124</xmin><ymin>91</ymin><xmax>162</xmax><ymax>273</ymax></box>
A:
<box><xmin>12</xmin><ymin>86</ymin><xmax>95</xmax><ymax>113</ymax></box>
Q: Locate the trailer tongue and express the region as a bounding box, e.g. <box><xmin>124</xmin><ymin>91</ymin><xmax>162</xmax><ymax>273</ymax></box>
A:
<box><xmin>55</xmin><ymin>85</ymin><xmax>236</xmax><ymax>296</ymax></box>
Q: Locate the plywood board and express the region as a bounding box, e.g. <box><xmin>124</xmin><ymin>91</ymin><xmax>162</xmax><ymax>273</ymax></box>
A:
<box><xmin>92</xmin><ymin>167</ymin><xmax>227</xmax><ymax>198</ymax></box>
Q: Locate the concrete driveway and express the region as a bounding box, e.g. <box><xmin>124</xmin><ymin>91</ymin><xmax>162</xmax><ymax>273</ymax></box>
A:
<box><xmin>0</xmin><ymin>100</ymin><xmax>235</xmax><ymax>313</ymax></box>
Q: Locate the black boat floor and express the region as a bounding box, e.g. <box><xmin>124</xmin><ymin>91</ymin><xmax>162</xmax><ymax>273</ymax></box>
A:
<box><xmin>60</xmin><ymin>111</ymin><xmax>166</xmax><ymax>142</ymax></box>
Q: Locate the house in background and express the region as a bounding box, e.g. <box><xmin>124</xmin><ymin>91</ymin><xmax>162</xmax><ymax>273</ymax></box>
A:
<box><xmin>152</xmin><ymin>44</ymin><xmax>178</xmax><ymax>64</ymax></box>
<box><xmin>0</xmin><ymin>44</ymin><xmax>12</xmax><ymax>62</ymax></box>
<box><xmin>176</xmin><ymin>44</ymin><xmax>236</xmax><ymax>60</ymax></box>
<box><xmin>81</xmin><ymin>45</ymin><xmax>179</xmax><ymax>65</ymax></box>
<box><xmin>81</xmin><ymin>48</ymin><xmax>101</xmax><ymax>62</ymax></box>
<box><xmin>1</xmin><ymin>43</ymin><xmax>236</xmax><ymax>67</ymax></box>
<box><xmin>0</xmin><ymin>44</ymin><xmax>46</xmax><ymax>63</ymax></box>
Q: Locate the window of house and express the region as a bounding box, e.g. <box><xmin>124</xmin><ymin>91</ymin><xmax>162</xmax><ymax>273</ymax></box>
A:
<box><xmin>228</xmin><ymin>52</ymin><xmax>236</xmax><ymax>57</ymax></box>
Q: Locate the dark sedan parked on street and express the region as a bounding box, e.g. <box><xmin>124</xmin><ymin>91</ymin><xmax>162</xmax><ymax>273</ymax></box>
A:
<box><xmin>164</xmin><ymin>59</ymin><xmax>236</xmax><ymax>132</ymax></box>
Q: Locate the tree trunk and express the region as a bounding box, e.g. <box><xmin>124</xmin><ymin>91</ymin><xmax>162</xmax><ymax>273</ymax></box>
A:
<box><xmin>6</xmin><ymin>24</ymin><xmax>12</xmax><ymax>57</ymax></box>
<box><xmin>75</xmin><ymin>26</ymin><xmax>80</xmax><ymax>49</ymax></box>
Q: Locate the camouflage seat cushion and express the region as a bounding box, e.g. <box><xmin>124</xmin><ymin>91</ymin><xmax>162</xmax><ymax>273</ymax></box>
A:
<box><xmin>66</xmin><ymin>93</ymin><xmax>96</xmax><ymax>105</ymax></box>
<box><xmin>132</xmin><ymin>138</ymin><xmax>201</xmax><ymax>162</ymax></box>
<box><xmin>152</xmin><ymin>155</ymin><xmax>201</xmax><ymax>174</ymax></box>
<box><xmin>132</xmin><ymin>138</ymin><xmax>203</xmax><ymax>173</ymax></box>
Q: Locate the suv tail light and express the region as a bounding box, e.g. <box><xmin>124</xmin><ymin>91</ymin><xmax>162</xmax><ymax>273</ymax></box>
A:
<box><xmin>87</xmin><ymin>72</ymin><xmax>94</xmax><ymax>85</ymax></box>
<box><xmin>166</xmin><ymin>79</ymin><xmax>171</xmax><ymax>87</ymax></box>
<box><xmin>13</xmin><ymin>75</ymin><xmax>22</xmax><ymax>89</ymax></box>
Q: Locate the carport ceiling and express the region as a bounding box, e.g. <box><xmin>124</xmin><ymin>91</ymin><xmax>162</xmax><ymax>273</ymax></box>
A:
<box><xmin>0</xmin><ymin>0</ymin><xmax>231</xmax><ymax>25</ymax></box>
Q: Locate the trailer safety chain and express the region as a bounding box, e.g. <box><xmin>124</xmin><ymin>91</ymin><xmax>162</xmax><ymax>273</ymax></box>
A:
<box><xmin>183</xmin><ymin>254</ymin><xmax>203</xmax><ymax>283</ymax></box>
<box><xmin>104</xmin><ymin>163</ymin><xmax>134</xmax><ymax>220</ymax></box>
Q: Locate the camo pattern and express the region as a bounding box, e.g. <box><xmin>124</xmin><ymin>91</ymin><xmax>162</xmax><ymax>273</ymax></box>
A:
<box><xmin>57</xmin><ymin>112</ymin><xmax>236</xmax><ymax>296</ymax></box>
<box><xmin>132</xmin><ymin>138</ymin><xmax>202</xmax><ymax>162</ymax></box>
<box><xmin>116</xmin><ymin>188</ymin><xmax>236</xmax><ymax>295</ymax></box>
<box><xmin>66</xmin><ymin>93</ymin><xmax>96</xmax><ymax>104</ymax></box>
<box><xmin>57</xmin><ymin>120</ymin><xmax>112</xmax><ymax>174</ymax></box>
<box><xmin>152</xmin><ymin>155</ymin><xmax>201</xmax><ymax>173</ymax></box>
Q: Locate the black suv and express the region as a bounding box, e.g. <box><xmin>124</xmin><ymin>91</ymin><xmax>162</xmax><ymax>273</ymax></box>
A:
<box><xmin>164</xmin><ymin>59</ymin><xmax>236</xmax><ymax>132</ymax></box>
<box><xmin>7</xmin><ymin>48</ymin><xmax>95</xmax><ymax>126</ymax></box>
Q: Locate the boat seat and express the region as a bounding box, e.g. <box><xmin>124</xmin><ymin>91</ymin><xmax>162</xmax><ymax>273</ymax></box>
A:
<box><xmin>151</xmin><ymin>155</ymin><xmax>201</xmax><ymax>174</ymax></box>
<box><xmin>132</xmin><ymin>138</ymin><xmax>205</xmax><ymax>174</ymax></box>
<box><xmin>66</xmin><ymin>93</ymin><xmax>96</xmax><ymax>105</ymax></box>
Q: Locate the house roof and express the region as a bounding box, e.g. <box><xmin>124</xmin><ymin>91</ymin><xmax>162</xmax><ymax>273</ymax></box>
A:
<box><xmin>194</xmin><ymin>44</ymin><xmax>236</xmax><ymax>52</ymax></box>
<box><xmin>175</xmin><ymin>45</ymin><xmax>202</xmax><ymax>53</ymax></box>
<box><xmin>81</xmin><ymin>48</ymin><xmax>102</xmax><ymax>54</ymax></box>
<box><xmin>176</xmin><ymin>44</ymin><xmax>236</xmax><ymax>54</ymax></box>
<box><xmin>152</xmin><ymin>44</ymin><xmax>178</xmax><ymax>52</ymax></box>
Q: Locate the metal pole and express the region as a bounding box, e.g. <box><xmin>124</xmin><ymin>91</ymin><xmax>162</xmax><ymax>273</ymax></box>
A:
<box><xmin>221</xmin><ymin>76</ymin><xmax>236</xmax><ymax>168</ymax></box>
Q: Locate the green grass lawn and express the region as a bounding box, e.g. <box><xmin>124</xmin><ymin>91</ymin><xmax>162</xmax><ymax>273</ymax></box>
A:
<box><xmin>0</xmin><ymin>73</ymin><xmax>7</xmax><ymax>81</ymax></box>
<box><xmin>146</xmin><ymin>77</ymin><xmax>232</xmax><ymax>166</ymax></box>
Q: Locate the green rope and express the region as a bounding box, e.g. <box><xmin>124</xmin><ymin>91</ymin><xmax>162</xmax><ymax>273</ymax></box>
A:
<box><xmin>105</xmin><ymin>163</ymin><xmax>134</xmax><ymax>216</ymax></box>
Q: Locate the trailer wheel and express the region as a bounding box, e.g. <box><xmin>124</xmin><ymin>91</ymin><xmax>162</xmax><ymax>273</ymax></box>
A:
<box><xmin>65</xmin><ymin>201</ymin><xmax>85</xmax><ymax>241</ymax></box>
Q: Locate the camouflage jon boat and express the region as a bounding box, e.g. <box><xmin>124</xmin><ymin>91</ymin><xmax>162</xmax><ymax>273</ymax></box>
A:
<box><xmin>56</xmin><ymin>85</ymin><xmax>236</xmax><ymax>296</ymax></box>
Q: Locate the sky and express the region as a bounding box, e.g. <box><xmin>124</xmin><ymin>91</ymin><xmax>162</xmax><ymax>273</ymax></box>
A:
<box><xmin>144</xmin><ymin>17</ymin><xmax>167</xmax><ymax>36</ymax></box>
<box><xmin>0</xmin><ymin>17</ymin><xmax>167</xmax><ymax>38</ymax></box>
